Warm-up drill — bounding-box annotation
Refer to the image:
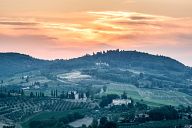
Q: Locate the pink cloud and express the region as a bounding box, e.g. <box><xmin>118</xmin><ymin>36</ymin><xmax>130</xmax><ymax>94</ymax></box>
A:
<box><xmin>0</xmin><ymin>11</ymin><xmax>192</xmax><ymax>66</ymax></box>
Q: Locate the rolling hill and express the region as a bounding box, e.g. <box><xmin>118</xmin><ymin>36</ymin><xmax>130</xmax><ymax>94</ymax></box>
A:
<box><xmin>0</xmin><ymin>50</ymin><xmax>191</xmax><ymax>86</ymax></box>
<box><xmin>0</xmin><ymin>53</ymin><xmax>50</xmax><ymax>77</ymax></box>
<box><xmin>1</xmin><ymin>50</ymin><xmax>192</xmax><ymax>106</ymax></box>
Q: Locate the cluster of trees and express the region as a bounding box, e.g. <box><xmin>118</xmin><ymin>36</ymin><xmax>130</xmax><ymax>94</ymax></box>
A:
<box><xmin>88</xmin><ymin>117</ymin><xmax>117</xmax><ymax>128</ymax></box>
<box><xmin>59</xmin><ymin>85</ymin><xmax>101</xmax><ymax>100</ymax></box>
<box><xmin>102</xmin><ymin>85</ymin><xmax>107</xmax><ymax>92</ymax></box>
<box><xmin>108</xmin><ymin>101</ymin><xmax>148</xmax><ymax>123</ymax></box>
<box><xmin>121</xmin><ymin>91</ymin><xmax>128</xmax><ymax>99</ymax></box>
<box><xmin>120</xmin><ymin>111</ymin><xmax>136</xmax><ymax>123</ymax></box>
<box><xmin>99</xmin><ymin>91</ymin><xmax>133</xmax><ymax>107</ymax></box>
<box><xmin>119</xmin><ymin>119</ymin><xmax>190</xmax><ymax>128</ymax></box>
<box><xmin>148</xmin><ymin>106</ymin><xmax>179</xmax><ymax>121</ymax></box>
<box><xmin>178</xmin><ymin>105</ymin><xmax>192</xmax><ymax>113</ymax></box>
<box><xmin>84</xmin><ymin>69</ymin><xmax>138</xmax><ymax>85</ymax></box>
<box><xmin>30</xmin><ymin>92</ymin><xmax>45</xmax><ymax>97</ymax></box>
<box><xmin>61</xmin><ymin>91</ymin><xmax>75</xmax><ymax>99</ymax></box>
<box><xmin>135</xmin><ymin>102</ymin><xmax>148</xmax><ymax>110</ymax></box>
<box><xmin>0</xmin><ymin>86</ymin><xmax>48</xmax><ymax>98</ymax></box>
<box><xmin>33</xmin><ymin>81</ymin><xmax>40</xmax><ymax>86</ymax></box>
<box><xmin>0</xmin><ymin>88</ymin><xmax>25</xmax><ymax>98</ymax></box>
<box><xmin>84</xmin><ymin>86</ymin><xmax>101</xmax><ymax>98</ymax></box>
<box><xmin>59</xmin><ymin>91</ymin><xmax>87</xmax><ymax>99</ymax></box>
<box><xmin>51</xmin><ymin>90</ymin><xmax>58</xmax><ymax>97</ymax></box>
<box><xmin>99</xmin><ymin>94</ymin><xmax>120</xmax><ymax>107</ymax></box>
<box><xmin>90</xmin><ymin>50</ymin><xmax>186</xmax><ymax>72</ymax></box>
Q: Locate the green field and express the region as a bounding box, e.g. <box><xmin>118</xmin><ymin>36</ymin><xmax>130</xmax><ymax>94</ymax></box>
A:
<box><xmin>105</xmin><ymin>83</ymin><xmax>192</xmax><ymax>107</ymax></box>
<box><xmin>21</xmin><ymin>109</ymin><xmax>86</xmax><ymax>128</ymax></box>
<box><xmin>5</xmin><ymin>70</ymin><xmax>192</xmax><ymax>108</ymax></box>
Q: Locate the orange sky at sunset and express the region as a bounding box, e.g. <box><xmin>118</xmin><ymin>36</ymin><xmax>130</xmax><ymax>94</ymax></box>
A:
<box><xmin>0</xmin><ymin>0</ymin><xmax>192</xmax><ymax>66</ymax></box>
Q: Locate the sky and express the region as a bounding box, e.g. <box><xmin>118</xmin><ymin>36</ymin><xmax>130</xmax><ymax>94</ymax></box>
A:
<box><xmin>0</xmin><ymin>0</ymin><xmax>192</xmax><ymax>66</ymax></box>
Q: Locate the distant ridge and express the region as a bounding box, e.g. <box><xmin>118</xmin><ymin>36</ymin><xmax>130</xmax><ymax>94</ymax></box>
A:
<box><xmin>0</xmin><ymin>50</ymin><xmax>191</xmax><ymax>77</ymax></box>
<box><xmin>61</xmin><ymin>50</ymin><xmax>188</xmax><ymax>72</ymax></box>
<box><xmin>0</xmin><ymin>52</ymin><xmax>47</xmax><ymax>61</ymax></box>
<box><xmin>0</xmin><ymin>52</ymin><xmax>49</xmax><ymax>77</ymax></box>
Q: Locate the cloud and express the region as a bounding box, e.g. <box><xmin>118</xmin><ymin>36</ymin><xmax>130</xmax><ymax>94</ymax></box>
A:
<box><xmin>0</xmin><ymin>21</ymin><xmax>38</xmax><ymax>26</ymax></box>
<box><xmin>13</xmin><ymin>27</ymin><xmax>39</xmax><ymax>30</ymax></box>
<box><xmin>0</xmin><ymin>11</ymin><xmax>192</xmax><ymax>65</ymax></box>
<box><xmin>88</xmin><ymin>11</ymin><xmax>192</xmax><ymax>41</ymax></box>
<box><xmin>129</xmin><ymin>16</ymin><xmax>155</xmax><ymax>20</ymax></box>
<box><xmin>0</xmin><ymin>34</ymin><xmax>58</xmax><ymax>44</ymax></box>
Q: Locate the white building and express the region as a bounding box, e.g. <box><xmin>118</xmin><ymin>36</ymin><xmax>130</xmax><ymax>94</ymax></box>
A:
<box><xmin>112</xmin><ymin>99</ymin><xmax>131</xmax><ymax>106</ymax></box>
<box><xmin>95</xmin><ymin>62</ymin><xmax>109</xmax><ymax>67</ymax></box>
<box><xmin>75</xmin><ymin>93</ymin><xmax>79</xmax><ymax>100</ymax></box>
<box><xmin>100</xmin><ymin>88</ymin><xmax>104</xmax><ymax>94</ymax></box>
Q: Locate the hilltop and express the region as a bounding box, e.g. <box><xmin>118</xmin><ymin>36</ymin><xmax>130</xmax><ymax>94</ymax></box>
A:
<box><xmin>0</xmin><ymin>50</ymin><xmax>191</xmax><ymax>86</ymax></box>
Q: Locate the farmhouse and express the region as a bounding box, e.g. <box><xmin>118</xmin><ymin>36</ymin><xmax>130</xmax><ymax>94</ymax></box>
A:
<box><xmin>112</xmin><ymin>99</ymin><xmax>131</xmax><ymax>106</ymax></box>
<box><xmin>95</xmin><ymin>62</ymin><xmax>109</xmax><ymax>67</ymax></box>
<box><xmin>135</xmin><ymin>113</ymin><xmax>149</xmax><ymax>119</ymax></box>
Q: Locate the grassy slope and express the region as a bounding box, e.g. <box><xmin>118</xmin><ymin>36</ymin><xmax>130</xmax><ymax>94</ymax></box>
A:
<box><xmin>21</xmin><ymin>109</ymin><xmax>86</xmax><ymax>128</ymax></box>
<box><xmin>106</xmin><ymin>83</ymin><xmax>192</xmax><ymax>107</ymax></box>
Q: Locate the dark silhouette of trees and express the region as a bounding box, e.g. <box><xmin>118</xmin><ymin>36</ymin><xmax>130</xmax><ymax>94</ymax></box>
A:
<box><xmin>139</xmin><ymin>73</ymin><xmax>144</xmax><ymax>79</ymax></box>
<box><xmin>97</xmin><ymin>117</ymin><xmax>117</xmax><ymax>128</ymax></box>
<box><xmin>51</xmin><ymin>90</ymin><xmax>58</xmax><ymax>97</ymax></box>
<box><xmin>121</xmin><ymin>91</ymin><xmax>128</xmax><ymax>99</ymax></box>
<box><xmin>71</xmin><ymin>92</ymin><xmax>75</xmax><ymax>99</ymax></box>
<box><xmin>30</xmin><ymin>92</ymin><xmax>34</xmax><ymax>97</ymax></box>
<box><xmin>104</xmin><ymin>121</ymin><xmax>117</xmax><ymax>128</ymax></box>
<box><xmin>103</xmin><ymin>85</ymin><xmax>107</xmax><ymax>92</ymax></box>
<box><xmin>21</xmin><ymin>89</ymin><xmax>25</xmax><ymax>96</ymax></box>
<box><xmin>148</xmin><ymin>106</ymin><xmax>179</xmax><ymax>121</ymax></box>
<box><xmin>26</xmin><ymin>77</ymin><xmax>29</xmax><ymax>83</ymax></box>
<box><xmin>100</xmin><ymin>94</ymin><xmax>119</xmax><ymax>107</ymax></box>
<box><xmin>55</xmin><ymin>90</ymin><xmax>58</xmax><ymax>97</ymax></box>
<box><xmin>91</xmin><ymin>118</ymin><xmax>98</xmax><ymax>128</ymax></box>
<box><xmin>99</xmin><ymin>117</ymin><xmax>108</xmax><ymax>128</ymax></box>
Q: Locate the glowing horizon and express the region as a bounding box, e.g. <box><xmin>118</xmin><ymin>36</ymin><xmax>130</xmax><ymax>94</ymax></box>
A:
<box><xmin>0</xmin><ymin>0</ymin><xmax>192</xmax><ymax>66</ymax></box>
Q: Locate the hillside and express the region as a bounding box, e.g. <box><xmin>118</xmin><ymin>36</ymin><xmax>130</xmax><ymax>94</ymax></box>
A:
<box><xmin>0</xmin><ymin>53</ymin><xmax>49</xmax><ymax>77</ymax></box>
<box><xmin>50</xmin><ymin>50</ymin><xmax>191</xmax><ymax>78</ymax></box>
<box><xmin>0</xmin><ymin>50</ymin><xmax>192</xmax><ymax>106</ymax></box>
<box><xmin>77</xmin><ymin>50</ymin><xmax>187</xmax><ymax>72</ymax></box>
<box><xmin>0</xmin><ymin>50</ymin><xmax>191</xmax><ymax>85</ymax></box>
